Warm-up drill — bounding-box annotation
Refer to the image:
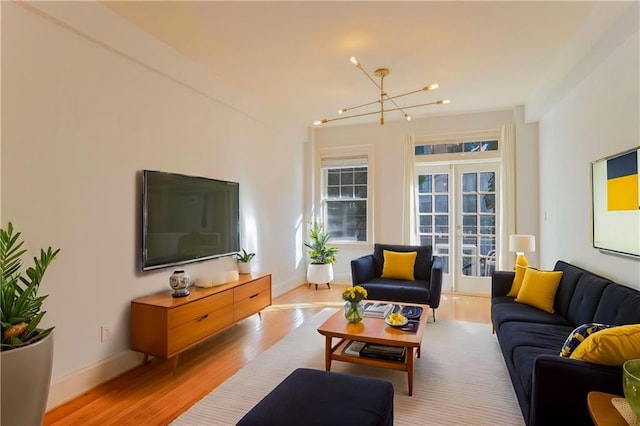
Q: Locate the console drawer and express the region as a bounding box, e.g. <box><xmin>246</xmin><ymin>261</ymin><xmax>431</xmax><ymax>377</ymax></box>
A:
<box><xmin>168</xmin><ymin>290</ymin><xmax>233</xmax><ymax>329</ymax></box>
<box><xmin>234</xmin><ymin>289</ymin><xmax>270</xmax><ymax>322</ymax></box>
<box><xmin>168</xmin><ymin>305</ymin><xmax>233</xmax><ymax>355</ymax></box>
<box><xmin>234</xmin><ymin>276</ymin><xmax>271</xmax><ymax>302</ymax></box>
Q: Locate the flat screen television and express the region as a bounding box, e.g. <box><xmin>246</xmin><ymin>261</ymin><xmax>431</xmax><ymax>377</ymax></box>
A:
<box><xmin>142</xmin><ymin>170</ymin><xmax>240</xmax><ymax>271</ymax></box>
<box><xmin>591</xmin><ymin>146</ymin><xmax>640</xmax><ymax>258</ymax></box>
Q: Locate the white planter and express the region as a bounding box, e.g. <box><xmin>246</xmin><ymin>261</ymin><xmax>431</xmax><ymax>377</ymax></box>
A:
<box><xmin>237</xmin><ymin>262</ymin><xmax>252</xmax><ymax>274</ymax></box>
<box><xmin>1</xmin><ymin>331</ymin><xmax>54</xmax><ymax>426</ymax></box>
<box><xmin>307</xmin><ymin>263</ymin><xmax>334</xmax><ymax>284</ymax></box>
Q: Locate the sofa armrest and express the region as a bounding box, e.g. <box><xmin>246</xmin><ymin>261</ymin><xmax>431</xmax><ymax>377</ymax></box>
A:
<box><xmin>491</xmin><ymin>271</ymin><xmax>515</xmax><ymax>299</ymax></box>
<box><xmin>351</xmin><ymin>255</ymin><xmax>377</xmax><ymax>285</ymax></box>
<box><xmin>428</xmin><ymin>256</ymin><xmax>443</xmax><ymax>309</ymax></box>
<box><xmin>529</xmin><ymin>354</ymin><xmax>622</xmax><ymax>426</ymax></box>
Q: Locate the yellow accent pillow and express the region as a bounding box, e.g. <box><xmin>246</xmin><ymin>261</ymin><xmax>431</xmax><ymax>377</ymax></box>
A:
<box><xmin>381</xmin><ymin>250</ymin><xmax>417</xmax><ymax>280</ymax></box>
<box><xmin>515</xmin><ymin>268</ymin><xmax>563</xmax><ymax>313</ymax></box>
<box><xmin>507</xmin><ymin>255</ymin><xmax>529</xmax><ymax>297</ymax></box>
<box><xmin>570</xmin><ymin>324</ymin><xmax>640</xmax><ymax>366</ymax></box>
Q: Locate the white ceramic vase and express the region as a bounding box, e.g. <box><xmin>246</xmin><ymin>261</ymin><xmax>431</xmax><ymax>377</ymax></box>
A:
<box><xmin>1</xmin><ymin>331</ymin><xmax>54</xmax><ymax>426</ymax></box>
<box><xmin>237</xmin><ymin>262</ymin><xmax>252</xmax><ymax>274</ymax></box>
<box><xmin>307</xmin><ymin>263</ymin><xmax>334</xmax><ymax>284</ymax></box>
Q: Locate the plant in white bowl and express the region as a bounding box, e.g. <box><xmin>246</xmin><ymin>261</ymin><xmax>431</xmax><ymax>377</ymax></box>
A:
<box><xmin>235</xmin><ymin>249</ymin><xmax>255</xmax><ymax>274</ymax></box>
<box><xmin>304</xmin><ymin>223</ymin><xmax>338</xmax><ymax>289</ymax></box>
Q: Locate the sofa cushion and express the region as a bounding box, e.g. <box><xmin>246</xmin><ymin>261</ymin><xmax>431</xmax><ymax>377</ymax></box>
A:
<box><xmin>381</xmin><ymin>250</ymin><xmax>417</xmax><ymax>280</ymax></box>
<box><xmin>559</xmin><ymin>323</ymin><xmax>612</xmax><ymax>357</ymax></box>
<box><xmin>499</xmin><ymin>322</ymin><xmax>573</xmax><ymax>355</ymax></box>
<box><xmin>566</xmin><ymin>274</ymin><xmax>611</xmax><ymax>326</ymax></box>
<box><xmin>360</xmin><ymin>278</ymin><xmax>430</xmax><ymax>305</ymax></box>
<box><xmin>507</xmin><ymin>257</ymin><xmax>529</xmax><ymax>297</ymax></box>
<box><xmin>373</xmin><ymin>244</ymin><xmax>432</xmax><ymax>281</ymax></box>
<box><xmin>570</xmin><ymin>324</ymin><xmax>640</xmax><ymax>366</ymax></box>
<box><xmin>552</xmin><ymin>261</ymin><xmax>584</xmax><ymax>318</ymax></box>
<box><xmin>512</xmin><ymin>345</ymin><xmax>560</xmax><ymax>400</ymax></box>
<box><xmin>516</xmin><ymin>268</ymin><xmax>563</xmax><ymax>313</ymax></box>
<box><xmin>593</xmin><ymin>283</ymin><xmax>640</xmax><ymax>325</ymax></box>
<box><xmin>492</xmin><ymin>298</ymin><xmax>571</xmax><ymax>331</ymax></box>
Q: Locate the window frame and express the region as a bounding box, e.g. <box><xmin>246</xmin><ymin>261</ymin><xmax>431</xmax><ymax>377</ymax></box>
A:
<box><xmin>317</xmin><ymin>145</ymin><xmax>375</xmax><ymax>247</ymax></box>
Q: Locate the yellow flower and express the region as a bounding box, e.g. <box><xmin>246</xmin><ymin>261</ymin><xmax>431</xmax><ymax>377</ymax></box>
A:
<box><xmin>342</xmin><ymin>285</ymin><xmax>368</xmax><ymax>303</ymax></box>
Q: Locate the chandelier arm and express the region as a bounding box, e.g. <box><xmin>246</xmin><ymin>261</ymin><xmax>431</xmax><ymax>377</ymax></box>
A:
<box><xmin>355</xmin><ymin>62</ymin><xmax>383</xmax><ymax>91</ymax></box>
<box><xmin>315</xmin><ymin>100</ymin><xmax>449</xmax><ymax>125</ymax></box>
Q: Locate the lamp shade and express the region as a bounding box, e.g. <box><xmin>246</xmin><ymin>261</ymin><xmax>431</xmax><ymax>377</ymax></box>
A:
<box><xmin>509</xmin><ymin>234</ymin><xmax>535</xmax><ymax>253</ymax></box>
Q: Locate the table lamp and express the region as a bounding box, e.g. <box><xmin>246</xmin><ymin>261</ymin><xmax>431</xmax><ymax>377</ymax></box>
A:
<box><xmin>509</xmin><ymin>234</ymin><xmax>536</xmax><ymax>265</ymax></box>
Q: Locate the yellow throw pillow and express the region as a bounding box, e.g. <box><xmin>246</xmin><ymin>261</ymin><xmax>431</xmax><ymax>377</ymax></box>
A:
<box><xmin>515</xmin><ymin>268</ymin><xmax>563</xmax><ymax>313</ymax></box>
<box><xmin>381</xmin><ymin>250</ymin><xmax>417</xmax><ymax>280</ymax></box>
<box><xmin>570</xmin><ymin>324</ymin><xmax>640</xmax><ymax>366</ymax></box>
<box><xmin>507</xmin><ymin>256</ymin><xmax>530</xmax><ymax>297</ymax></box>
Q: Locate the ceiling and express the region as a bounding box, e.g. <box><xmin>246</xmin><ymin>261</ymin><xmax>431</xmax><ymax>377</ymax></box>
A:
<box><xmin>100</xmin><ymin>1</ymin><xmax>621</xmax><ymax>127</ymax></box>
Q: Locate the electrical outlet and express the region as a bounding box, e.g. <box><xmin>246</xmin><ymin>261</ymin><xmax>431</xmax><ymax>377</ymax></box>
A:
<box><xmin>101</xmin><ymin>326</ymin><xmax>111</xmax><ymax>343</ymax></box>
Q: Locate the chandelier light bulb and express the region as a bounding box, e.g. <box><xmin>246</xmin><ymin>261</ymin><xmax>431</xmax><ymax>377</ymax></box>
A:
<box><xmin>338</xmin><ymin>108</ymin><xmax>347</xmax><ymax>115</ymax></box>
<box><xmin>437</xmin><ymin>99</ymin><xmax>451</xmax><ymax>105</ymax></box>
<box><xmin>427</xmin><ymin>83</ymin><xmax>439</xmax><ymax>90</ymax></box>
<box><xmin>404</xmin><ymin>114</ymin><xmax>411</xmax><ymax>121</ymax></box>
<box><xmin>349</xmin><ymin>56</ymin><xmax>360</xmax><ymax>66</ymax></box>
<box><xmin>313</xmin><ymin>120</ymin><xmax>323</xmax><ymax>126</ymax></box>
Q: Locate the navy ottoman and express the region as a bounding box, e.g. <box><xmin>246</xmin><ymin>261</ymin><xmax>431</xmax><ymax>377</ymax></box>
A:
<box><xmin>236</xmin><ymin>368</ymin><xmax>394</xmax><ymax>426</ymax></box>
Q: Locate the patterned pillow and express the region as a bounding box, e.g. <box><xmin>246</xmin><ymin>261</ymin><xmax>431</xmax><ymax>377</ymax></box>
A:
<box><xmin>559</xmin><ymin>323</ymin><xmax>612</xmax><ymax>357</ymax></box>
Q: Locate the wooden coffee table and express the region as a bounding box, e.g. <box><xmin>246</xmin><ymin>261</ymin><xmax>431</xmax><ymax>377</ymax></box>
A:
<box><xmin>317</xmin><ymin>302</ymin><xmax>428</xmax><ymax>396</ymax></box>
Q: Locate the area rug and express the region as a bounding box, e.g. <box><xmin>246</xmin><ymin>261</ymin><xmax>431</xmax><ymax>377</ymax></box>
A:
<box><xmin>173</xmin><ymin>309</ymin><xmax>524</xmax><ymax>425</ymax></box>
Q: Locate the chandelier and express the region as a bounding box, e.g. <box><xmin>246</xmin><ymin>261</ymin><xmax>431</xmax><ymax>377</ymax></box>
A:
<box><xmin>314</xmin><ymin>56</ymin><xmax>450</xmax><ymax>126</ymax></box>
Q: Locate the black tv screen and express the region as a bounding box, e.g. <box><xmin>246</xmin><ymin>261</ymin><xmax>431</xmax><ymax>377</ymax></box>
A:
<box><xmin>142</xmin><ymin>170</ymin><xmax>240</xmax><ymax>271</ymax></box>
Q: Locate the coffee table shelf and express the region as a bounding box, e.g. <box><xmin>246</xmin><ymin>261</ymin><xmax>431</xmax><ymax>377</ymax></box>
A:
<box><xmin>317</xmin><ymin>302</ymin><xmax>429</xmax><ymax>396</ymax></box>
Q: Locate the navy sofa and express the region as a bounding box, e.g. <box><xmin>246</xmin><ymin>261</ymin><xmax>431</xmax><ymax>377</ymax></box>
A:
<box><xmin>351</xmin><ymin>244</ymin><xmax>443</xmax><ymax>320</ymax></box>
<box><xmin>492</xmin><ymin>260</ymin><xmax>640</xmax><ymax>426</ymax></box>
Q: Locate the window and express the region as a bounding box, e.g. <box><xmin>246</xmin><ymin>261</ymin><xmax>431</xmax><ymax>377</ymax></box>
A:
<box><xmin>319</xmin><ymin>146</ymin><xmax>373</xmax><ymax>244</ymax></box>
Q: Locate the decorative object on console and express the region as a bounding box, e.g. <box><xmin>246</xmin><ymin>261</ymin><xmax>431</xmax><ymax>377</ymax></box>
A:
<box><xmin>623</xmin><ymin>359</ymin><xmax>640</xmax><ymax>419</ymax></box>
<box><xmin>235</xmin><ymin>249</ymin><xmax>255</xmax><ymax>274</ymax></box>
<box><xmin>169</xmin><ymin>270</ymin><xmax>190</xmax><ymax>297</ymax></box>
<box><xmin>304</xmin><ymin>223</ymin><xmax>338</xmax><ymax>289</ymax></box>
<box><xmin>342</xmin><ymin>285</ymin><xmax>368</xmax><ymax>323</ymax></box>
<box><xmin>0</xmin><ymin>222</ymin><xmax>60</xmax><ymax>426</ymax></box>
<box><xmin>314</xmin><ymin>56</ymin><xmax>449</xmax><ymax>126</ymax></box>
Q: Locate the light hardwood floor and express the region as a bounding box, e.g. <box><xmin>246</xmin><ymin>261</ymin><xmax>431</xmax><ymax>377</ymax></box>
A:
<box><xmin>44</xmin><ymin>284</ymin><xmax>490</xmax><ymax>425</ymax></box>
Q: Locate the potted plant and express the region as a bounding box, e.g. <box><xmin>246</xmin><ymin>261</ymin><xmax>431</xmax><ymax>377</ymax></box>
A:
<box><xmin>304</xmin><ymin>223</ymin><xmax>338</xmax><ymax>288</ymax></box>
<box><xmin>1</xmin><ymin>222</ymin><xmax>60</xmax><ymax>426</ymax></box>
<box><xmin>235</xmin><ymin>248</ymin><xmax>255</xmax><ymax>274</ymax></box>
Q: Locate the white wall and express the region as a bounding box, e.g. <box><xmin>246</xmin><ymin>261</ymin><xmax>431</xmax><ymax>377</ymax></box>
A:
<box><xmin>1</xmin><ymin>2</ymin><xmax>306</xmax><ymax>407</ymax></box>
<box><xmin>538</xmin><ymin>30</ymin><xmax>640</xmax><ymax>288</ymax></box>
<box><xmin>310</xmin><ymin>109</ymin><xmax>539</xmax><ymax>282</ymax></box>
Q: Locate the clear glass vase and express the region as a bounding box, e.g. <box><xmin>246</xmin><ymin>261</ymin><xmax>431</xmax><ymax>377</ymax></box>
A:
<box><xmin>344</xmin><ymin>301</ymin><xmax>364</xmax><ymax>323</ymax></box>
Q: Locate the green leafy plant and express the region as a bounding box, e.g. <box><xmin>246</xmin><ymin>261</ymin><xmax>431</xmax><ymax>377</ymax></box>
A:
<box><xmin>1</xmin><ymin>223</ymin><xmax>60</xmax><ymax>351</ymax></box>
<box><xmin>304</xmin><ymin>223</ymin><xmax>338</xmax><ymax>264</ymax></box>
<box><xmin>234</xmin><ymin>248</ymin><xmax>255</xmax><ymax>263</ymax></box>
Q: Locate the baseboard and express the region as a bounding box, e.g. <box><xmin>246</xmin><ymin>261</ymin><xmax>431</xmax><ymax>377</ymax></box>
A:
<box><xmin>47</xmin><ymin>350</ymin><xmax>144</xmax><ymax>410</ymax></box>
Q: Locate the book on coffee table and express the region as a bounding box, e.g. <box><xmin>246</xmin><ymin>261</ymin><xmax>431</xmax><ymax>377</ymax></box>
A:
<box><xmin>343</xmin><ymin>340</ymin><xmax>366</xmax><ymax>356</ymax></box>
<box><xmin>360</xmin><ymin>343</ymin><xmax>406</xmax><ymax>362</ymax></box>
<box><xmin>363</xmin><ymin>302</ymin><xmax>394</xmax><ymax>318</ymax></box>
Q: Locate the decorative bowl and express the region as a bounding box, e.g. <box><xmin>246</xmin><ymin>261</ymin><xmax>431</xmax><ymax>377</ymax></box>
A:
<box><xmin>623</xmin><ymin>359</ymin><xmax>640</xmax><ymax>418</ymax></box>
<box><xmin>385</xmin><ymin>313</ymin><xmax>408</xmax><ymax>327</ymax></box>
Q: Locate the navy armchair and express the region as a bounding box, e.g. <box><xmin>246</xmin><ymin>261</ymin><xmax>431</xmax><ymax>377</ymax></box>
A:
<box><xmin>351</xmin><ymin>244</ymin><xmax>443</xmax><ymax>321</ymax></box>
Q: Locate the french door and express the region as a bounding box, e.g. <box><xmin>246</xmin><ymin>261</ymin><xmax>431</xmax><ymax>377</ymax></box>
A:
<box><xmin>416</xmin><ymin>162</ymin><xmax>500</xmax><ymax>295</ymax></box>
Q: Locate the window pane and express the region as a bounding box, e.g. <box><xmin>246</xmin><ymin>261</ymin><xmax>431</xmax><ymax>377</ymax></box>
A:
<box><xmin>462</xmin><ymin>215</ymin><xmax>477</xmax><ymax>234</ymax></box>
<box><xmin>327</xmin><ymin>186</ymin><xmax>339</xmax><ymax>197</ymax></box>
<box><xmin>341</xmin><ymin>170</ymin><xmax>354</xmax><ymax>185</ymax></box>
<box><xmin>479</xmin><ymin>215</ymin><xmax>495</xmax><ymax>234</ymax></box>
<box><xmin>480</xmin><ymin>194</ymin><xmax>495</xmax><ymax>213</ymax></box>
<box><xmin>462</xmin><ymin>173</ymin><xmax>476</xmax><ymax>192</ymax></box>
<box><xmin>328</xmin><ymin>171</ymin><xmax>340</xmax><ymax>185</ymax></box>
<box><xmin>434</xmin><ymin>215</ymin><xmax>448</xmax><ymax>234</ymax></box>
<box><xmin>434</xmin><ymin>195</ymin><xmax>448</xmax><ymax>213</ymax></box>
<box><xmin>419</xmin><ymin>195</ymin><xmax>432</xmax><ymax>213</ymax></box>
<box><xmin>341</xmin><ymin>186</ymin><xmax>354</xmax><ymax>198</ymax></box>
<box><xmin>418</xmin><ymin>175</ymin><xmax>432</xmax><ymax>193</ymax></box>
<box><xmin>326</xmin><ymin>200</ymin><xmax>367</xmax><ymax>241</ymax></box>
<box><xmin>434</xmin><ymin>174</ymin><xmax>448</xmax><ymax>193</ymax></box>
<box><xmin>480</xmin><ymin>172</ymin><xmax>495</xmax><ymax>192</ymax></box>
<box><xmin>419</xmin><ymin>215</ymin><xmax>432</xmax><ymax>233</ymax></box>
<box><xmin>354</xmin><ymin>185</ymin><xmax>367</xmax><ymax>198</ymax></box>
<box><xmin>462</xmin><ymin>194</ymin><xmax>477</xmax><ymax>213</ymax></box>
<box><xmin>482</xmin><ymin>140</ymin><xmax>499</xmax><ymax>151</ymax></box>
<box><xmin>354</xmin><ymin>171</ymin><xmax>367</xmax><ymax>185</ymax></box>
